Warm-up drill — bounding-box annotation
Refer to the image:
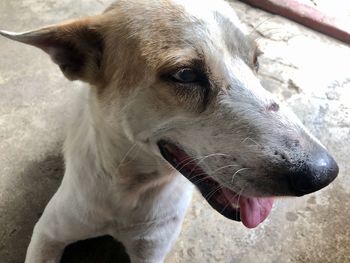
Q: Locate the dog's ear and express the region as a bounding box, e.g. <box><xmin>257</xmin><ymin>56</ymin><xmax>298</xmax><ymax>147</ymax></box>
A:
<box><xmin>0</xmin><ymin>17</ymin><xmax>104</xmax><ymax>83</ymax></box>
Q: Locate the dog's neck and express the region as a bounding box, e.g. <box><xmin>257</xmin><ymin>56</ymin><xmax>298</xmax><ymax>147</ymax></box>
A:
<box><xmin>64</xmin><ymin>86</ymin><xmax>175</xmax><ymax>201</ymax></box>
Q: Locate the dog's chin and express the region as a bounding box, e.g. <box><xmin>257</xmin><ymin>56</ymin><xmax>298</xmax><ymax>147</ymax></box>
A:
<box><xmin>158</xmin><ymin>140</ymin><xmax>274</xmax><ymax>229</ymax></box>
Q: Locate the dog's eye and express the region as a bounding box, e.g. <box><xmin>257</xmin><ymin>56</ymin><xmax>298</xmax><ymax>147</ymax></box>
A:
<box><xmin>171</xmin><ymin>68</ymin><xmax>199</xmax><ymax>83</ymax></box>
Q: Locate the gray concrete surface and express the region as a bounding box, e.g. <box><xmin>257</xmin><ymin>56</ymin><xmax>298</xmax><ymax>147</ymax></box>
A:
<box><xmin>0</xmin><ymin>0</ymin><xmax>349</xmax><ymax>262</ymax></box>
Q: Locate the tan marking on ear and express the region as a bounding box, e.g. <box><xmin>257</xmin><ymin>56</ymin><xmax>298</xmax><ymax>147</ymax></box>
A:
<box><xmin>1</xmin><ymin>17</ymin><xmax>105</xmax><ymax>84</ymax></box>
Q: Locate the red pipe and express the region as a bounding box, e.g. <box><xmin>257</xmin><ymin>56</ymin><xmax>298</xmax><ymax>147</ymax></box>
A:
<box><xmin>239</xmin><ymin>0</ymin><xmax>350</xmax><ymax>45</ymax></box>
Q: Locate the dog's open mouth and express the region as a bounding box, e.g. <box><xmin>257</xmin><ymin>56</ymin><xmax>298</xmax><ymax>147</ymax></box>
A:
<box><xmin>158</xmin><ymin>141</ymin><xmax>274</xmax><ymax>228</ymax></box>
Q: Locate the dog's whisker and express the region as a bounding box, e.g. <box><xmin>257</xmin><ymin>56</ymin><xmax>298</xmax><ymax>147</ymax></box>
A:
<box><xmin>241</xmin><ymin>137</ymin><xmax>262</xmax><ymax>147</ymax></box>
<box><xmin>206</xmin><ymin>164</ymin><xmax>240</xmax><ymax>177</ymax></box>
<box><xmin>175</xmin><ymin>153</ymin><xmax>230</xmax><ymax>175</ymax></box>
<box><xmin>114</xmin><ymin>143</ymin><xmax>138</xmax><ymax>172</ymax></box>
<box><xmin>219</xmin><ymin>191</ymin><xmax>240</xmax><ymax>214</ymax></box>
<box><xmin>204</xmin><ymin>185</ymin><xmax>225</xmax><ymax>201</ymax></box>
<box><xmin>180</xmin><ymin>159</ymin><xmax>242</xmax><ymax>189</ymax></box>
<box><xmin>185</xmin><ymin>164</ymin><xmax>240</xmax><ymax>197</ymax></box>
<box><xmin>236</xmin><ymin>189</ymin><xmax>244</xmax><ymax>220</ymax></box>
<box><xmin>185</xmin><ymin>173</ymin><xmax>211</xmax><ymax>185</ymax></box>
<box><xmin>231</xmin><ymin>168</ymin><xmax>250</xmax><ymax>183</ymax></box>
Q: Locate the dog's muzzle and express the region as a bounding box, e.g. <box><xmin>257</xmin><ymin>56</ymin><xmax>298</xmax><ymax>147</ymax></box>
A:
<box><xmin>157</xmin><ymin>139</ymin><xmax>338</xmax><ymax>229</ymax></box>
<box><xmin>158</xmin><ymin>140</ymin><xmax>274</xmax><ymax>229</ymax></box>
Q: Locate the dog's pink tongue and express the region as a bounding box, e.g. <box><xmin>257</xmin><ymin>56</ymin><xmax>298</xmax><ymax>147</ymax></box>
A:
<box><xmin>239</xmin><ymin>197</ymin><xmax>274</xmax><ymax>228</ymax></box>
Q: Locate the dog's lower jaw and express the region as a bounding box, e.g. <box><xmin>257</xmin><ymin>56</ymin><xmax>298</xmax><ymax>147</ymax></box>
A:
<box><xmin>25</xmin><ymin>87</ymin><xmax>193</xmax><ymax>263</ymax></box>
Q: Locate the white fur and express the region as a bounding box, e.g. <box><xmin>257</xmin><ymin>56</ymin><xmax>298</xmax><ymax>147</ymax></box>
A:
<box><xmin>25</xmin><ymin>86</ymin><xmax>193</xmax><ymax>263</ymax></box>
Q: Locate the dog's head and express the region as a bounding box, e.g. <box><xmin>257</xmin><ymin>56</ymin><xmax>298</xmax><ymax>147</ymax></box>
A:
<box><xmin>1</xmin><ymin>0</ymin><xmax>338</xmax><ymax>228</ymax></box>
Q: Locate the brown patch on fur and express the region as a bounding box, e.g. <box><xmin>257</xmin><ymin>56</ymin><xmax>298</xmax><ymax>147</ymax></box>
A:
<box><xmin>94</xmin><ymin>0</ymin><xmax>212</xmax><ymax>111</ymax></box>
<box><xmin>3</xmin><ymin>0</ymin><xmax>253</xmax><ymax>113</ymax></box>
<box><xmin>47</xmin><ymin>19</ymin><xmax>105</xmax><ymax>83</ymax></box>
<box><xmin>3</xmin><ymin>0</ymin><xmax>218</xmax><ymax>112</ymax></box>
<box><xmin>1</xmin><ymin>18</ymin><xmax>105</xmax><ymax>83</ymax></box>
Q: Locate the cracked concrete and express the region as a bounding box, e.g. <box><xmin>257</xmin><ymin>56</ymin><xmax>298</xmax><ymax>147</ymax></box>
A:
<box><xmin>0</xmin><ymin>0</ymin><xmax>349</xmax><ymax>262</ymax></box>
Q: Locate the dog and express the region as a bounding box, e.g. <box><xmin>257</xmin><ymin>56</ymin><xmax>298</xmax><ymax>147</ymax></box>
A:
<box><xmin>0</xmin><ymin>0</ymin><xmax>339</xmax><ymax>262</ymax></box>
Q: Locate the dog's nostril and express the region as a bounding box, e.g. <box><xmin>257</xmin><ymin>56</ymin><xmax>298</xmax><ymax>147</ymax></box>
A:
<box><xmin>290</xmin><ymin>150</ymin><xmax>339</xmax><ymax>196</ymax></box>
<box><xmin>274</xmin><ymin>150</ymin><xmax>288</xmax><ymax>161</ymax></box>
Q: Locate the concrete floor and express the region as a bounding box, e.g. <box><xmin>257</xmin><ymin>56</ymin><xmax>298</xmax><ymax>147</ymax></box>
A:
<box><xmin>0</xmin><ymin>0</ymin><xmax>349</xmax><ymax>262</ymax></box>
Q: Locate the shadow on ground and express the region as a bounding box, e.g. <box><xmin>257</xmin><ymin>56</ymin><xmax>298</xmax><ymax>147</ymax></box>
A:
<box><xmin>62</xmin><ymin>236</ymin><xmax>130</xmax><ymax>263</ymax></box>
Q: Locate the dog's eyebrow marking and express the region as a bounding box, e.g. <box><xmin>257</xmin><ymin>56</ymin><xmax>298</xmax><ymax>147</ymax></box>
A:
<box><xmin>156</xmin><ymin>52</ymin><xmax>205</xmax><ymax>76</ymax></box>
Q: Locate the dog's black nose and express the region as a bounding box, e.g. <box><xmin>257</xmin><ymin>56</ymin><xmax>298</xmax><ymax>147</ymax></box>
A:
<box><xmin>290</xmin><ymin>150</ymin><xmax>339</xmax><ymax>196</ymax></box>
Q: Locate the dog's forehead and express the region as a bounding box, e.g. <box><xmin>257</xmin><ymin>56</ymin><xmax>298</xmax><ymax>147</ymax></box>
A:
<box><xmin>172</xmin><ymin>0</ymin><xmax>244</xmax><ymax>30</ymax></box>
<box><xmin>171</xmin><ymin>0</ymin><xmax>254</xmax><ymax>57</ymax></box>
<box><xmin>105</xmin><ymin>0</ymin><xmax>254</xmax><ymax>69</ymax></box>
